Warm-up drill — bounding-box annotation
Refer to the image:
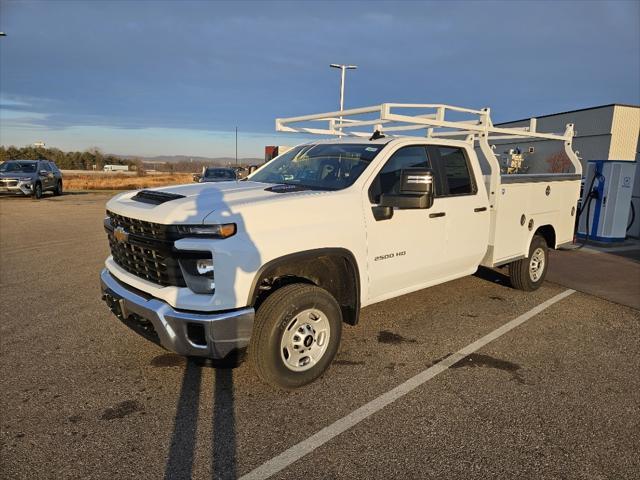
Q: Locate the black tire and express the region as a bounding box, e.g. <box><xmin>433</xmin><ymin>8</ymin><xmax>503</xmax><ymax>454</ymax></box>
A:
<box><xmin>509</xmin><ymin>234</ymin><xmax>549</xmax><ymax>291</ymax></box>
<box><xmin>33</xmin><ymin>182</ymin><xmax>43</xmax><ymax>199</ymax></box>
<box><xmin>54</xmin><ymin>180</ymin><xmax>63</xmax><ymax>196</ymax></box>
<box><xmin>249</xmin><ymin>283</ymin><xmax>342</xmax><ymax>389</ymax></box>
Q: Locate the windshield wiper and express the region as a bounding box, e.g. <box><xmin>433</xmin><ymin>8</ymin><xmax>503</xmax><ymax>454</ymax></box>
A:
<box><xmin>264</xmin><ymin>183</ymin><xmax>338</xmax><ymax>193</ymax></box>
<box><xmin>283</xmin><ymin>183</ymin><xmax>338</xmax><ymax>191</ymax></box>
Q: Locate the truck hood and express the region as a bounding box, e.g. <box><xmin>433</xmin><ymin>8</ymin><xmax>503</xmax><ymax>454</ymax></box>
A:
<box><xmin>105</xmin><ymin>180</ymin><xmax>324</xmax><ymax>224</ymax></box>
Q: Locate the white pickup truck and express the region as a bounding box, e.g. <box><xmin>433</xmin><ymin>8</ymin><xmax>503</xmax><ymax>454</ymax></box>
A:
<box><xmin>100</xmin><ymin>103</ymin><xmax>581</xmax><ymax>388</ymax></box>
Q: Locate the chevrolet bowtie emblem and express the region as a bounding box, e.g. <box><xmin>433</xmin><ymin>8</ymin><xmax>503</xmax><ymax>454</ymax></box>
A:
<box><xmin>114</xmin><ymin>226</ymin><xmax>129</xmax><ymax>243</ymax></box>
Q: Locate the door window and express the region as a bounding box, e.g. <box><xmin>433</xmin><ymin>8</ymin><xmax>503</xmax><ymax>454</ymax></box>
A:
<box><xmin>428</xmin><ymin>146</ymin><xmax>475</xmax><ymax>196</ymax></box>
<box><xmin>41</xmin><ymin>162</ymin><xmax>52</xmax><ymax>172</ymax></box>
<box><xmin>369</xmin><ymin>146</ymin><xmax>431</xmax><ymax>203</ymax></box>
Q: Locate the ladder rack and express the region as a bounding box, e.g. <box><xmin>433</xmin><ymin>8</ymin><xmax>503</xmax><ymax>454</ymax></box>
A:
<box><xmin>276</xmin><ymin>103</ymin><xmax>582</xmax><ymax>202</ymax></box>
<box><xmin>275</xmin><ymin>103</ymin><xmax>575</xmax><ymax>144</ymax></box>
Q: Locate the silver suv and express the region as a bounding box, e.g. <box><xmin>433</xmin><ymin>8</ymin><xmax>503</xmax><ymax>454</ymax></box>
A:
<box><xmin>0</xmin><ymin>160</ymin><xmax>63</xmax><ymax>199</ymax></box>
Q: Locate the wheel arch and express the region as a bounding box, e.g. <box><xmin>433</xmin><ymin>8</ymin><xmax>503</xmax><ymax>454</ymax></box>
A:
<box><xmin>248</xmin><ymin>248</ymin><xmax>361</xmax><ymax>325</ymax></box>
<box><xmin>534</xmin><ymin>224</ymin><xmax>556</xmax><ymax>249</ymax></box>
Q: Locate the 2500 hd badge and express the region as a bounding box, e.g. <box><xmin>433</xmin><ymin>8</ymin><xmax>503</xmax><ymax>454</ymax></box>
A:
<box><xmin>374</xmin><ymin>251</ymin><xmax>406</xmax><ymax>262</ymax></box>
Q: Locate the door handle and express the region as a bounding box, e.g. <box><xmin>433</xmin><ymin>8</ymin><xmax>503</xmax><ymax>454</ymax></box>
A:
<box><xmin>429</xmin><ymin>212</ymin><xmax>445</xmax><ymax>218</ymax></box>
<box><xmin>474</xmin><ymin>207</ymin><xmax>487</xmax><ymax>212</ymax></box>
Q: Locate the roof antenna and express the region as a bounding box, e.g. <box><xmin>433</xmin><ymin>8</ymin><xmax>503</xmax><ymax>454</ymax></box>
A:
<box><xmin>369</xmin><ymin>130</ymin><xmax>385</xmax><ymax>141</ymax></box>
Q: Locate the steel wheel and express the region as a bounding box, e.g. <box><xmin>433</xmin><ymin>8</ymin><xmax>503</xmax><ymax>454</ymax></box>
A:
<box><xmin>510</xmin><ymin>234</ymin><xmax>548</xmax><ymax>291</ymax></box>
<box><xmin>280</xmin><ymin>308</ymin><xmax>331</xmax><ymax>372</ymax></box>
<box><xmin>529</xmin><ymin>247</ymin><xmax>546</xmax><ymax>282</ymax></box>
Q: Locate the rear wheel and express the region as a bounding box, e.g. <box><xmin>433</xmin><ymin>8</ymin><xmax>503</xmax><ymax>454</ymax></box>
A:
<box><xmin>33</xmin><ymin>182</ymin><xmax>43</xmax><ymax>199</ymax></box>
<box><xmin>249</xmin><ymin>283</ymin><xmax>342</xmax><ymax>389</ymax></box>
<box><xmin>509</xmin><ymin>234</ymin><xmax>548</xmax><ymax>291</ymax></box>
<box><xmin>54</xmin><ymin>180</ymin><xmax>63</xmax><ymax>196</ymax></box>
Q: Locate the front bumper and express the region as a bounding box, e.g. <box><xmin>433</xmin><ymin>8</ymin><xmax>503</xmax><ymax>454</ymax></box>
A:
<box><xmin>0</xmin><ymin>182</ymin><xmax>33</xmax><ymax>195</ymax></box>
<box><xmin>100</xmin><ymin>268</ymin><xmax>254</xmax><ymax>359</ymax></box>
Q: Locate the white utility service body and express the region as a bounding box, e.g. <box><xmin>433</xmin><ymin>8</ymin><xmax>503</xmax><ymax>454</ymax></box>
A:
<box><xmin>100</xmin><ymin>103</ymin><xmax>581</xmax><ymax>388</ymax></box>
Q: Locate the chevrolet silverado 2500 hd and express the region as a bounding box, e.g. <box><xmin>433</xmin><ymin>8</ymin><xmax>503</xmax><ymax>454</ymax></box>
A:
<box><xmin>100</xmin><ymin>103</ymin><xmax>581</xmax><ymax>388</ymax></box>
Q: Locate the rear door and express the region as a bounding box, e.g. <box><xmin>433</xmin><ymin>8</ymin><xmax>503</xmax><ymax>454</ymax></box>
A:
<box><xmin>428</xmin><ymin>145</ymin><xmax>490</xmax><ymax>275</ymax></box>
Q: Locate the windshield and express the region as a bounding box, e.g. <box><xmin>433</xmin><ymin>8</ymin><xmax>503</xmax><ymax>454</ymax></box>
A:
<box><xmin>0</xmin><ymin>161</ymin><xmax>38</xmax><ymax>174</ymax></box>
<box><xmin>204</xmin><ymin>168</ymin><xmax>235</xmax><ymax>179</ymax></box>
<box><xmin>250</xmin><ymin>143</ymin><xmax>383</xmax><ymax>190</ymax></box>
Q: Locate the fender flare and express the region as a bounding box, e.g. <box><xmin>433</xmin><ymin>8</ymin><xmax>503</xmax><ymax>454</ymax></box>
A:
<box><xmin>247</xmin><ymin>247</ymin><xmax>362</xmax><ymax>325</ymax></box>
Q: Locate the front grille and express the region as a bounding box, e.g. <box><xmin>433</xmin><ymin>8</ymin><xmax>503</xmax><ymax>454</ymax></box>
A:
<box><xmin>1</xmin><ymin>180</ymin><xmax>18</xmax><ymax>187</ymax></box>
<box><xmin>106</xmin><ymin>211</ymin><xmax>186</xmax><ymax>287</ymax></box>
<box><xmin>108</xmin><ymin>211</ymin><xmax>180</xmax><ymax>240</ymax></box>
<box><xmin>108</xmin><ymin>235</ymin><xmax>186</xmax><ymax>286</ymax></box>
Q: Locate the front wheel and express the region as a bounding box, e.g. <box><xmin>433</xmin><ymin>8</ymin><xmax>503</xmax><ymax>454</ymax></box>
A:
<box><xmin>249</xmin><ymin>283</ymin><xmax>342</xmax><ymax>389</ymax></box>
<box><xmin>509</xmin><ymin>234</ymin><xmax>548</xmax><ymax>291</ymax></box>
<box><xmin>33</xmin><ymin>182</ymin><xmax>43</xmax><ymax>199</ymax></box>
<box><xmin>54</xmin><ymin>180</ymin><xmax>63</xmax><ymax>196</ymax></box>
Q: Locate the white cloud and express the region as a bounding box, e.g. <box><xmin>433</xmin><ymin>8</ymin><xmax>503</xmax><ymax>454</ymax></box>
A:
<box><xmin>0</xmin><ymin>97</ymin><xmax>31</xmax><ymax>107</ymax></box>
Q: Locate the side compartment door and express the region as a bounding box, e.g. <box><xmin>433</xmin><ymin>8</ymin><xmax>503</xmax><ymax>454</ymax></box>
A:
<box><xmin>428</xmin><ymin>146</ymin><xmax>490</xmax><ymax>275</ymax></box>
<box><xmin>364</xmin><ymin>145</ymin><xmax>447</xmax><ymax>302</ymax></box>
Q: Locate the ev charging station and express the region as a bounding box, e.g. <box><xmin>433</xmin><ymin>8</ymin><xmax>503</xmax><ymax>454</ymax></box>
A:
<box><xmin>577</xmin><ymin>161</ymin><xmax>636</xmax><ymax>242</ymax></box>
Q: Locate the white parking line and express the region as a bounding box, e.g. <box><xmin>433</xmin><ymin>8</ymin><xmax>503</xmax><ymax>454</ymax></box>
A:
<box><xmin>240</xmin><ymin>289</ymin><xmax>576</xmax><ymax>480</ymax></box>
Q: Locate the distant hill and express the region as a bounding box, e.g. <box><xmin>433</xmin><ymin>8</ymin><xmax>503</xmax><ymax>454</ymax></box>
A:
<box><xmin>118</xmin><ymin>154</ymin><xmax>263</xmax><ymax>165</ymax></box>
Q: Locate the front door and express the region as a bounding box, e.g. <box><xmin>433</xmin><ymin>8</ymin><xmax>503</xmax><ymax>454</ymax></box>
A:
<box><xmin>363</xmin><ymin>145</ymin><xmax>448</xmax><ymax>303</ymax></box>
<box><xmin>40</xmin><ymin>162</ymin><xmax>54</xmax><ymax>189</ymax></box>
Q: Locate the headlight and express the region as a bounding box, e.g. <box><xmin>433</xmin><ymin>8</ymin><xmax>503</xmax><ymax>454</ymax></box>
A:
<box><xmin>177</xmin><ymin>223</ymin><xmax>236</xmax><ymax>239</ymax></box>
<box><xmin>18</xmin><ymin>178</ymin><xmax>32</xmax><ymax>184</ymax></box>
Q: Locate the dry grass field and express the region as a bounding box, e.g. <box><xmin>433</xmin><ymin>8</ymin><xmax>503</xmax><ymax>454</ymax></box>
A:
<box><xmin>63</xmin><ymin>173</ymin><xmax>194</xmax><ymax>191</ymax></box>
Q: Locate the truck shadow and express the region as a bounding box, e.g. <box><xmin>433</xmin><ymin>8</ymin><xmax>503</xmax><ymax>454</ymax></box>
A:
<box><xmin>164</xmin><ymin>359</ymin><xmax>238</xmax><ymax>480</ymax></box>
<box><xmin>473</xmin><ymin>266</ymin><xmax>512</xmax><ymax>288</ymax></box>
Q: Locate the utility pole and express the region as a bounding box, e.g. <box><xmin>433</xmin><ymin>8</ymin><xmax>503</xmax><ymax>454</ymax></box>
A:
<box><xmin>235</xmin><ymin>126</ymin><xmax>238</xmax><ymax>166</ymax></box>
<box><xmin>330</xmin><ymin>64</ymin><xmax>357</xmax><ymax>112</ymax></box>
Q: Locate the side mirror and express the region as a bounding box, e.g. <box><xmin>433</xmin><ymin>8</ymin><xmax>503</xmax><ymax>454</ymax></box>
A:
<box><xmin>379</xmin><ymin>168</ymin><xmax>435</xmax><ymax>210</ymax></box>
<box><xmin>40</xmin><ymin>170</ymin><xmax>49</xmax><ymax>176</ymax></box>
<box><xmin>371</xmin><ymin>205</ymin><xmax>393</xmax><ymax>221</ymax></box>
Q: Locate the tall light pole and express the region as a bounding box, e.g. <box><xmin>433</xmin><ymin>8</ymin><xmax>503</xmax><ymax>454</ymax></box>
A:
<box><xmin>235</xmin><ymin>126</ymin><xmax>238</xmax><ymax>166</ymax></box>
<box><xmin>330</xmin><ymin>64</ymin><xmax>357</xmax><ymax>112</ymax></box>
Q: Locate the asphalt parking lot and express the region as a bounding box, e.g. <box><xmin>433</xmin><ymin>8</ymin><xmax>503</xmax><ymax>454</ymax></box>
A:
<box><xmin>1</xmin><ymin>193</ymin><xmax>639</xmax><ymax>480</ymax></box>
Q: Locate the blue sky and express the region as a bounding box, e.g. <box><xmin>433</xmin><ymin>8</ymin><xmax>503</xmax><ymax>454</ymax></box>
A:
<box><xmin>0</xmin><ymin>0</ymin><xmax>638</xmax><ymax>157</ymax></box>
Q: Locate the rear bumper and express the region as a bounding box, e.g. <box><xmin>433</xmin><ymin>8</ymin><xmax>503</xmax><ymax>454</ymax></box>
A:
<box><xmin>100</xmin><ymin>268</ymin><xmax>254</xmax><ymax>359</ymax></box>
